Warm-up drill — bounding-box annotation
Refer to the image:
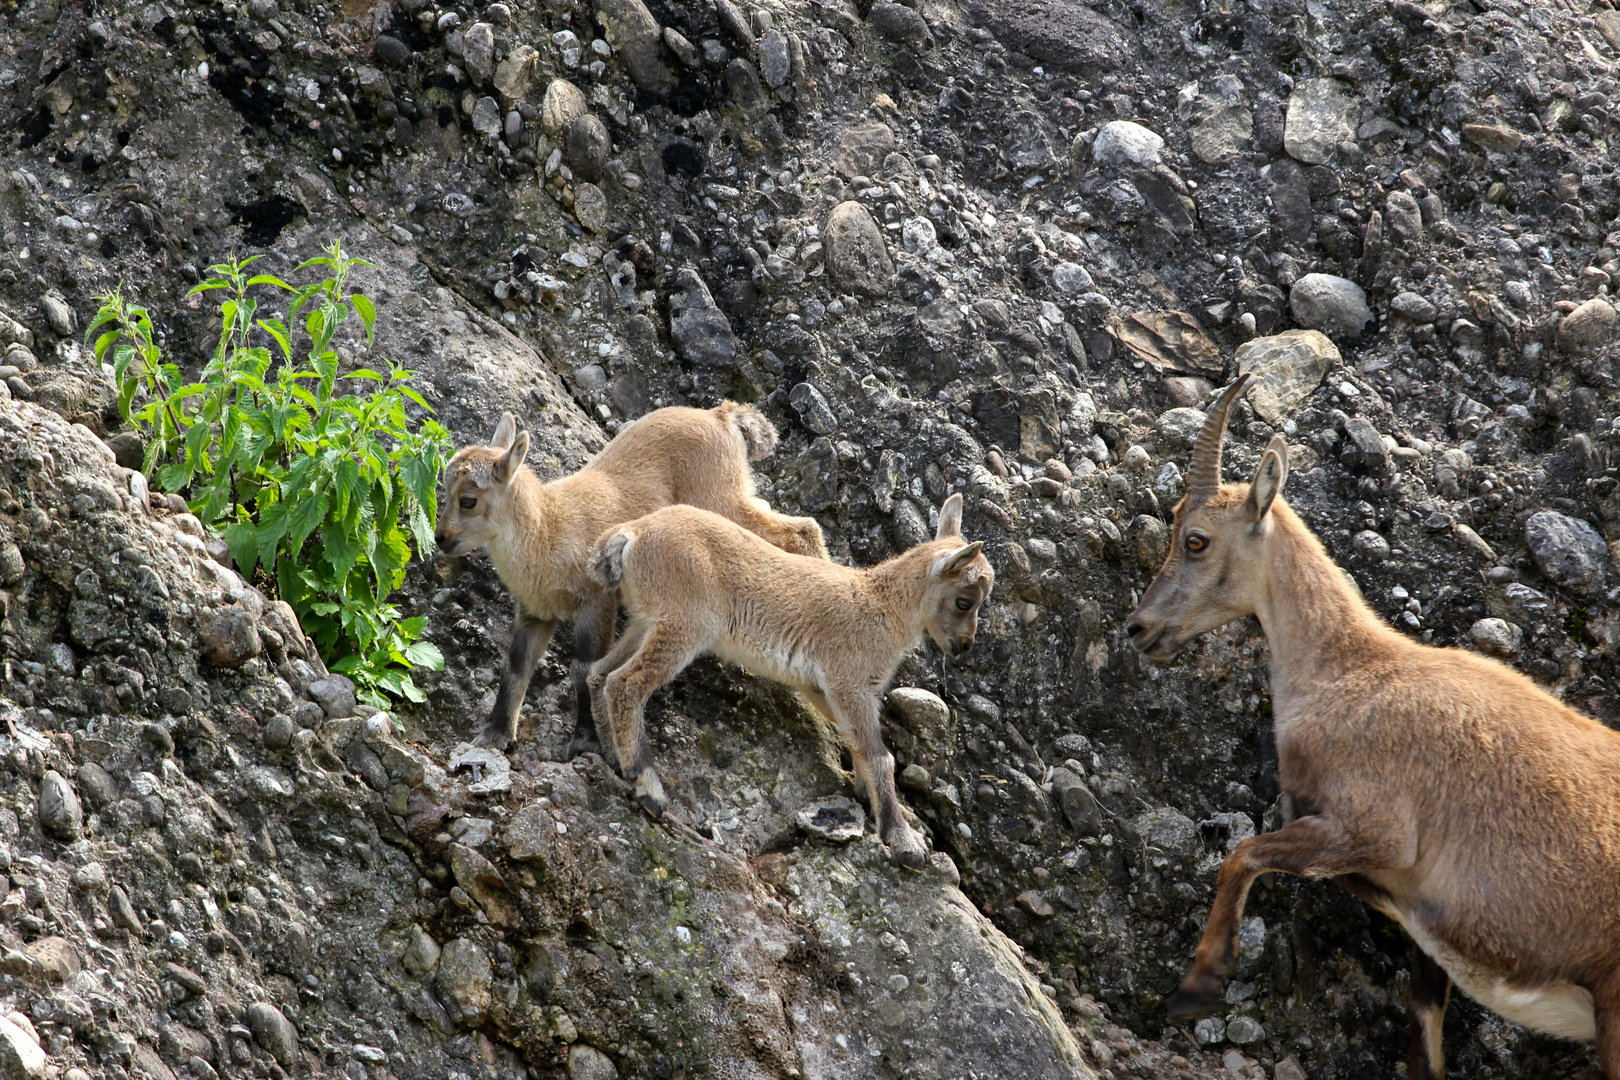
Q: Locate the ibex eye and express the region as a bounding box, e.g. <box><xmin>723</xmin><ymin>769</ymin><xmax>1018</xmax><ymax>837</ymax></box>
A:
<box><xmin>1186</xmin><ymin>535</ymin><xmax>1208</xmax><ymax>553</ymax></box>
<box><xmin>954</xmin><ymin>597</ymin><xmax>973</xmax><ymax>612</ymax></box>
<box><xmin>459</xmin><ymin>496</ymin><xmax>477</xmax><ymax>510</ymax></box>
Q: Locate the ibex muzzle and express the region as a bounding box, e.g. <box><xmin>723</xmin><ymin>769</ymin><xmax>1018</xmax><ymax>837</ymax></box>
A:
<box><xmin>1126</xmin><ymin>374</ymin><xmax>1278</xmax><ymax>661</ymax></box>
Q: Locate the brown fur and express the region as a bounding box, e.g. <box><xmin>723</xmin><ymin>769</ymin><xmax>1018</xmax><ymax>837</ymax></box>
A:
<box><xmin>435</xmin><ymin>403</ymin><xmax>828</xmax><ymax>751</ymax></box>
<box><xmin>585</xmin><ymin>493</ymin><xmax>994</xmax><ymax>869</ymax></box>
<box><xmin>1126</xmin><ymin>387</ymin><xmax>1620</xmax><ymax>1078</ymax></box>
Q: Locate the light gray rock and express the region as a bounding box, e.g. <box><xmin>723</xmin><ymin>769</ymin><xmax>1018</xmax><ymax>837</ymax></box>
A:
<box><xmin>1050</xmin><ymin>768</ymin><xmax>1102</xmax><ymax>835</ymax></box>
<box><xmin>789</xmin><ymin>382</ymin><xmax>837</xmax><ymax>434</ymax></box>
<box><xmin>1283</xmin><ymin>78</ymin><xmax>1359</xmax><ymax>165</ymax></box>
<box><xmin>1289</xmin><ymin>274</ymin><xmax>1374</xmax><ymax>339</ymax></box>
<box><xmin>1351</xmin><ymin>530</ymin><xmax>1390</xmax><ymax>562</ymax></box>
<box><xmin>573</xmin><ymin>182</ymin><xmax>608</xmax><ymax>234</ymax></box>
<box><xmin>795</xmin><ymin>796</ymin><xmax>866</xmax><ymax>843</ymax></box>
<box><xmin>1153</xmin><ymin>407</ymin><xmax>1208</xmax><ymax>451</ymax></box>
<box><xmin>1469</xmin><ymin>618</ymin><xmax>1523</xmax><ymax>657</ymax></box>
<box><xmin>829</xmin><ymin>120</ymin><xmax>896</xmax><ymax>179</ymax></box>
<box><xmin>1090</xmin><ymin>120</ymin><xmax>1163</xmax><ymax>168</ymax></box>
<box><xmin>40</xmin><ymin>293</ymin><xmax>74</xmax><ymax>337</ymax></box>
<box><xmin>38</xmin><ymin>770</ymin><xmax>82</xmax><ymax>841</ymax></box>
<box><xmin>200</xmin><ymin>605</ymin><xmax>261</xmax><ymax>667</ymax></box>
<box><xmin>493</xmin><ymin>43</ymin><xmax>538</xmax><ymax>100</ymax></box>
<box><xmin>1177</xmin><ymin>75</ymin><xmax>1252</xmax><ymax>164</ymax></box>
<box><xmin>758</xmin><ymin>28</ymin><xmax>790</xmax><ymax>86</ymax></box>
<box><xmin>1234</xmin><ymin>329</ymin><xmax>1338</xmax><ymax>422</ymax></box>
<box><xmin>1525</xmin><ymin>510</ymin><xmax>1608</xmax><ymax>595</ymax></box>
<box><xmin>669</xmin><ymin>268</ymin><xmax>736</xmax><ymax>367</ymax></box>
<box><xmin>403</xmin><ymin>925</ymin><xmax>442</xmax><ymax>975</ymax></box>
<box><xmin>568</xmin><ymin>1045</ymin><xmax>619</xmax><ymax>1080</ymax></box>
<box><xmin>823</xmin><ymin>201</ymin><xmax>893</xmax><ymax>296</ymax></box>
<box><xmin>0</xmin><ymin>1014</ymin><xmax>45</xmax><ymax>1080</ymax></box>
<box><xmin>867</xmin><ymin>2</ymin><xmax>933</xmax><ymax>49</ymax></box>
<box><xmin>471</xmin><ymin>95</ymin><xmax>502</xmax><ymax>139</ymax></box>
<box><xmin>886</xmin><ymin>687</ymin><xmax>951</xmax><ymax>747</ymax></box>
<box><xmin>1341</xmin><ymin>417</ymin><xmax>1389</xmax><ymax>471</ymax></box>
<box><xmin>1133</xmin><ymin>807</ymin><xmax>1198</xmax><ymax>859</ymax></box>
<box><xmin>1556</xmin><ymin>298</ymin><xmax>1616</xmax><ymax>353</ymax></box>
<box><xmin>1390</xmin><ymin>292</ymin><xmax>1437</xmax><ymax>322</ymax></box>
<box><xmin>1052</xmin><ymin>261</ymin><xmax>1094</xmax><ymax>292</ymax></box>
<box><xmin>307</xmin><ymin>673</ymin><xmax>357</xmax><ymax>717</ymax></box>
<box><xmin>593</xmin><ymin>0</ymin><xmax>676</xmax><ymax>94</ymax></box>
<box><xmin>1226</xmin><ymin>1016</ymin><xmax>1265</xmax><ymax>1044</ymax></box>
<box><xmin>437</xmin><ymin>938</ymin><xmax>494</xmax><ymax>1025</ymax></box>
<box><xmin>461</xmin><ymin>21</ymin><xmax>495</xmax><ymax>83</ymax></box>
<box><xmin>540</xmin><ymin>78</ymin><xmax>589</xmax><ymax>134</ymax></box>
<box><xmin>245</xmin><ymin>1002</ymin><xmax>299</xmax><ymax>1067</ymax></box>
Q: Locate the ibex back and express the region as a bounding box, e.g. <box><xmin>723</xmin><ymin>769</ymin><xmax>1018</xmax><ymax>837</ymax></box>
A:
<box><xmin>586</xmin><ymin>493</ymin><xmax>993</xmax><ymax>869</ymax></box>
<box><xmin>1127</xmin><ymin>375</ymin><xmax>1620</xmax><ymax>1079</ymax></box>
<box><xmin>435</xmin><ymin>403</ymin><xmax>827</xmax><ymax>753</ymax></box>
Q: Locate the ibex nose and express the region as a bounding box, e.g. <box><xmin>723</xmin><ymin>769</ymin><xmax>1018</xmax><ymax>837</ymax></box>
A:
<box><xmin>1125</xmin><ymin>620</ymin><xmax>1146</xmax><ymax>640</ymax></box>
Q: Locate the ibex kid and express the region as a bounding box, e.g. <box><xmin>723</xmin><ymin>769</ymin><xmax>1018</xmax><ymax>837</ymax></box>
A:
<box><xmin>435</xmin><ymin>403</ymin><xmax>828</xmax><ymax>753</ymax></box>
<box><xmin>1127</xmin><ymin>375</ymin><xmax>1620</xmax><ymax>1079</ymax></box>
<box><xmin>585</xmin><ymin>493</ymin><xmax>994</xmax><ymax>870</ymax></box>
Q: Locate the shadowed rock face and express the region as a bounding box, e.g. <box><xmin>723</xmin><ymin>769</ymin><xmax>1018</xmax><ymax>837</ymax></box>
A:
<box><xmin>0</xmin><ymin>0</ymin><xmax>1615</xmax><ymax>1076</ymax></box>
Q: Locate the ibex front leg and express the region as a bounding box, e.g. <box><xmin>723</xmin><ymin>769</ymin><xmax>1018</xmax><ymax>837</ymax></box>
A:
<box><xmin>1170</xmin><ymin>813</ymin><xmax>1412</xmax><ymax>1019</ymax></box>
<box><xmin>821</xmin><ymin>687</ymin><xmax>927</xmax><ymax>871</ymax></box>
<box><xmin>476</xmin><ymin>609</ymin><xmax>557</xmax><ymax>750</ymax></box>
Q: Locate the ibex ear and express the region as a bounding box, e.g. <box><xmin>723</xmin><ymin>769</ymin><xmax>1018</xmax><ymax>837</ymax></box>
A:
<box><xmin>1245</xmin><ymin>435</ymin><xmax>1288</xmax><ymax>522</ymax></box>
<box><xmin>932</xmin><ymin>540</ymin><xmax>983</xmax><ymax>579</ymax></box>
<box><xmin>936</xmin><ymin>493</ymin><xmax>964</xmax><ymax>539</ymax></box>
<box><xmin>491</xmin><ymin>412</ymin><xmax>518</xmax><ymax>450</ymax></box>
<box><xmin>494</xmin><ymin>430</ymin><xmax>529</xmax><ymax>485</ymax></box>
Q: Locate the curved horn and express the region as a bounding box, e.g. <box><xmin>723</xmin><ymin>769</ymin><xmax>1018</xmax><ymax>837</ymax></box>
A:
<box><xmin>1186</xmin><ymin>373</ymin><xmax>1253</xmax><ymax>504</ymax></box>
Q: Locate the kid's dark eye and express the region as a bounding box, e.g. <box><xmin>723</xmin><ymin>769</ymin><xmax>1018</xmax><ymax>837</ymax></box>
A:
<box><xmin>459</xmin><ymin>496</ymin><xmax>477</xmax><ymax>510</ymax></box>
<box><xmin>955</xmin><ymin>597</ymin><xmax>973</xmax><ymax>611</ymax></box>
<box><xmin>1186</xmin><ymin>534</ymin><xmax>1208</xmax><ymax>552</ymax></box>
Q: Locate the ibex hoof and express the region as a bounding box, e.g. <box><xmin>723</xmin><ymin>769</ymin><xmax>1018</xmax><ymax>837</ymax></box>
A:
<box><xmin>1165</xmin><ymin>974</ymin><xmax>1222</xmax><ymax>1021</ymax></box>
<box><xmin>886</xmin><ymin>833</ymin><xmax>928</xmax><ymax>872</ymax></box>
<box><xmin>565</xmin><ymin>736</ymin><xmax>601</xmax><ymax>761</ymax></box>
<box><xmin>634</xmin><ymin>791</ymin><xmax>667</xmax><ymax>818</ymax></box>
<box><xmin>473</xmin><ymin>727</ymin><xmax>512</xmax><ymax>751</ymax></box>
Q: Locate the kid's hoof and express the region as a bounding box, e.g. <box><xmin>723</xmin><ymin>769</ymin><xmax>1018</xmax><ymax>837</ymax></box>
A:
<box><xmin>473</xmin><ymin>727</ymin><xmax>512</xmax><ymax>751</ymax></box>
<box><xmin>565</xmin><ymin>734</ymin><xmax>602</xmax><ymax>761</ymax></box>
<box><xmin>886</xmin><ymin>832</ymin><xmax>928</xmax><ymax>871</ymax></box>
<box><xmin>634</xmin><ymin>791</ymin><xmax>667</xmax><ymax>818</ymax></box>
<box><xmin>891</xmin><ymin>846</ymin><xmax>927</xmax><ymax>872</ymax></box>
<box><xmin>1165</xmin><ymin>975</ymin><xmax>1222</xmax><ymax>1021</ymax></box>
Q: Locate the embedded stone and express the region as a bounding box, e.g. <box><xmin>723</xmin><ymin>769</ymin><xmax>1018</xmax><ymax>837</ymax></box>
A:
<box><xmin>1234</xmin><ymin>329</ymin><xmax>1338</xmax><ymax>423</ymax></box>
<box><xmin>824</xmin><ymin>201</ymin><xmax>894</xmax><ymax>296</ymax></box>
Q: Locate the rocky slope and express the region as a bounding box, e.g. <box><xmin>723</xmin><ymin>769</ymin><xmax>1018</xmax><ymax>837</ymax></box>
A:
<box><xmin>1</xmin><ymin>0</ymin><xmax>1619</xmax><ymax>1076</ymax></box>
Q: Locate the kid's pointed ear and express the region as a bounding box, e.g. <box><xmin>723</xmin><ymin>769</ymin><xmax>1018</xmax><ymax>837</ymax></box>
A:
<box><xmin>1245</xmin><ymin>435</ymin><xmax>1288</xmax><ymax>522</ymax></box>
<box><xmin>932</xmin><ymin>540</ymin><xmax>983</xmax><ymax>579</ymax></box>
<box><xmin>491</xmin><ymin>412</ymin><xmax>518</xmax><ymax>450</ymax></box>
<box><xmin>494</xmin><ymin>430</ymin><xmax>529</xmax><ymax>485</ymax></box>
<box><xmin>936</xmin><ymin>493</ymin><xmax>964</xmax><ymax>539</ymax></box>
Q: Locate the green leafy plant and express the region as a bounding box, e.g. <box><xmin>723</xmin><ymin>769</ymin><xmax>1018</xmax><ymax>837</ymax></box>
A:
<box><xmin>88</xmin><ymin>240</ymin><xmax>451</xmax><ymax>705</ymax></box>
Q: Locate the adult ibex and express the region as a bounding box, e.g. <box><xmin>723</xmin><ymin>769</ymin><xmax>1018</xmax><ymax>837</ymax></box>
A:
<box><xmin>435</xmin><ymin>404</ymin><xmax>827</xmax><ymax>753</ymax></box>
<box><xmin>1126</xmin><ymin>375</ymin><xmax>1620</xmax><ymax>1078</ymax></box>
<box><xmin>585</xmin><ymin>493</ymin><xmax>994</xmax><ymax>869</ymax></box>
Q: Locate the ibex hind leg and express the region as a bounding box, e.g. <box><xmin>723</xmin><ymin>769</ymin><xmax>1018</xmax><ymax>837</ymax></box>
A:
<box><xmin>476</xmin><ymin>612</ymin><xmax>557</xmax><ymax>751</ymax></box>
<box><xmin>1596</xmin><ymin>974</ymin><xmax>1620</xmax><ymax>1080</ymax></box>
<box><xmin>586</xmin><ymin>621</ymin><xmax>649</xmax><ymax>776</ymax></box>
<box><xmin>602</xmin><ymin>624</ymin><xmax>700</xmax><ymax>818</ymax></box>
<box><xmin>566</xmin><ymin>591</ymin><xmax>618</xmax><ymax>761</ymax></box>
<box><xmin>1406</xmin><ymin>947</ymin><xmax>1451</xmax><ymax>1080</ymax></box>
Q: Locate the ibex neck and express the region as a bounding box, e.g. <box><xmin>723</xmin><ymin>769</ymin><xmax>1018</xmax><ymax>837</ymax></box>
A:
<box><xmin>865</xmin><ymin>547</ymin><xmax>934</xmax><ymax>653</ymax></box>
<box><xmin>1253</xmin><ymin>501</ymin><xmax>1399</xmax><ymax>699</ymax></box>
<box><xmin>488</xmin><ymin>469</ymin><xmax>551</xmax><ymax>567</ymax></box>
